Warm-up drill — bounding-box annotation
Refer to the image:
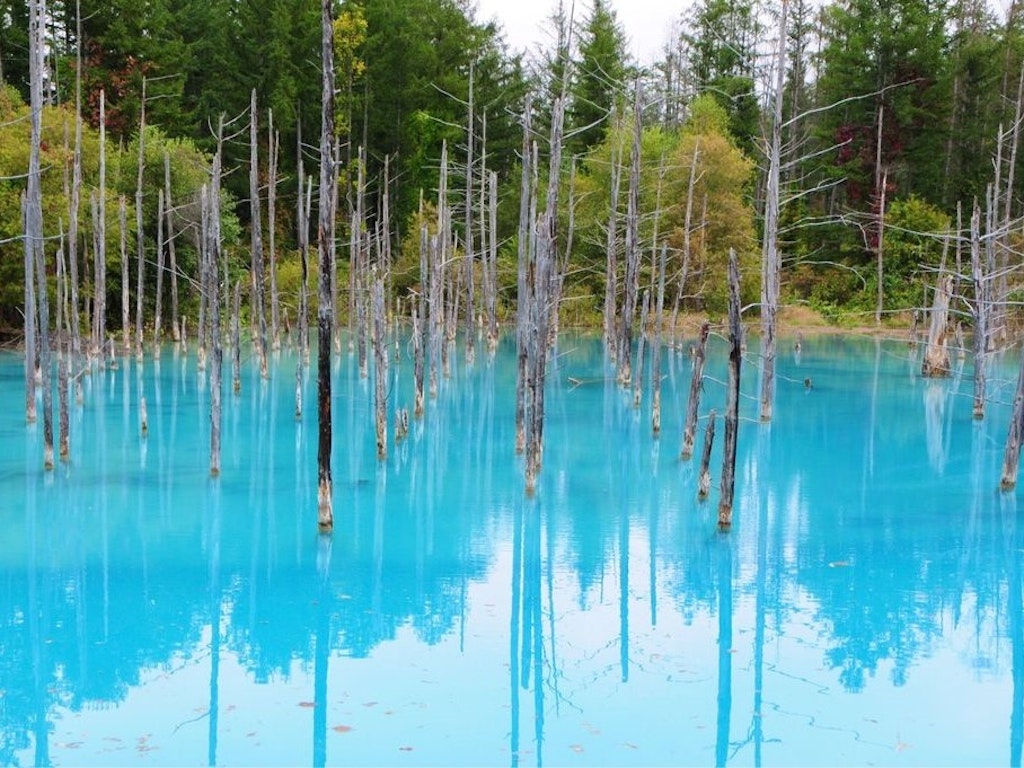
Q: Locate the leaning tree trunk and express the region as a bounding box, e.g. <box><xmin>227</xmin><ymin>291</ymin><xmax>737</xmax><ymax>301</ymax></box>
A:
<box><xmin>316</xmin><ymin>0</ymin><xmax>337</xmax><ymax>532</ymax></box>
<box><xmin>719</xmin><ymin>249</ymin><xmax>742</xmax><ymax>530</ymax></box>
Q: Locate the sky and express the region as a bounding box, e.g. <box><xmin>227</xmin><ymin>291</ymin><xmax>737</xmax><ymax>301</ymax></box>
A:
<box><xmin>473</xmin><ymin>0</ymin><xmax>678</xmax><ymax>66</ymax></box>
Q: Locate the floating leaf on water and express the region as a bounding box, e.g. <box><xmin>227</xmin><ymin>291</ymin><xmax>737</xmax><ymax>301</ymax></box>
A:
<box><xmin>623</xmin><ymin>743</ymin><xmax>638</xmax><ymax>750</ymax></box>
<box><xmin>399</xmin><ymin>746</ymin><xmax>414</xmax><ymax>752</ymax></box>
<box><xmin>332</xmin><ymin>725</ymin><xmax>353</xmax><ymax>733</ymax></box>
<box><xmin>829</xmin><ymin>561</ymin><xmax>851</xmax><ymax>568</ymax></box>
<box><xmin>298</xmin><ymin>701</ymin><xmax>316</xmax><ymax>708</ymax></box>
<box><xmin>364</xmin><ymin>701</ymin><xmax>378</xmax><ymax>707</ymax></box>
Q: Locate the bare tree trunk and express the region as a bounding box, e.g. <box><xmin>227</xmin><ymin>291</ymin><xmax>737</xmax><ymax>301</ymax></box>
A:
<box><xmin>317</xmin><ymin>0</ymin><xmax>337</xmax><ymax>532</ymax></box>
<box><xmin>681</xmin><ymin>321</ymin><xmax>710</xmax><ymax>459</ymax></box>
<box><xmin>154</xmin><ymin>188</ymin><xmax>164</xmax><ymax>352</ymax></box>
<box><xmin>372</xmin><ymin>268</ymin><xmax>387</xmax><ymax>460</ymax></box>
<box><xmin>633</xmin><ymin>290</ymin><xmax>649</xmax><ymax>409</ymax></box>
<box><xmin>120</xmin><ymin>198</ymin><xmax>130</xmax><ymax>355</ymax></box>
<box><xmin>413</xmin><ymin>288</ymin><xmax>425</xmax><ymax>418</ymax></box>
<box><xmin>57</xmin><ymin>232</ymin><xmax>70</xmax><ymax>461</ymax></box>
<box><xmin>618</xmin><ymin>83</ymin><xmax>643</xmax><ymax>386</ymax></box>
<box><xmin>486</xmin><ymin>169</ymin><xmax>499</xmax><ymax>350</ymax></box>
<box><xmin>1002</xmin><ymin>348</ymin><xmax>1024</xmax><ymax>490</ymax></box>
<box><xmin>922</xmin><ymin>274</ymin><xmax>953</xmax><ymax>377</ymax></box>
<box><xmin>603</xmin><ymin>135</ymin><xmax>621</xmax><ymax>355</ymax></box>
<box><xmin>759</xmin><ymin>0</ymin><xmax>787</xmax><ymax>422</ymax></box>
<box><xmin>874</xmin><ymin>106</ymin><xmax>887</xmax><ymax>326</ymax></box>
<box><xmin>353</xmin><ymin>146</ymin><xmax>367</xmax><ymax>375</ymax></box>
<box><xmin>250</xmin><ymin>89</ymin><xmax>269</xmax><ymax>379</ymax></box>
<box><xmin>652</xmin><ymin>243</ymin><xmax>666</xmax><ymax>436</ymax></box>
<box><xmin>134</xmin><ymin>79</ymin><xmax>146</xmax><ymax>360</ymax></box>
<box><xmin>698</xmin><ymin>410</ymin><xmax>716</xmax><ymax>499</ymax></box>
<box><xmin>68</xmin><ymin>0</ymin><xmax>83</xmax><ymax>365</ymax></box>
<box><xmin>671</xmin><ymin>140</ymin><xmax>700</xmax><ymax>341</ymax></box>
<box><xmin>515</xmin><ymin>124</ymin><xmax>535</xmax><ymax>456</ymax></box>
<box><xmin>207</xmin><ymin>127</ymin><xmax>225</xmax><ymax>477</ymax></box>
<box><xmin>972</xmin><ymin>201</ymin><xmax>988</xmax><ymax>419</ymax></box>
<box><xmin>268</xmin><ymin>110</ymin><xmax>281</xmax><ymax>351</ymax></box>
<box><xmin>232</xmin><ymin>281</ymin><xmax>242</xmax><ymax>394</ymax></box>
<box><xmin>164</xmin><ymin>151</ymin><xmax>180</xmax><ymax>343</ymax></box>
<box><xmin>23</xmin><ymin>193</ymin><xmax>37</xmax><ymax>425</ymax></box>
<box><xmin>464</xmin><ymin>62</ymin><xmax>476</xmax><ymax>366</ymax></box>
<box><xmin>718</xmin><ymin>249</ymin><xmax>742</xmax><ymax>530</ymax></box>
<box><xmin>93</xmin><ymin>90</ymin><xmax>107</xmax><ymax>362</ymax></box>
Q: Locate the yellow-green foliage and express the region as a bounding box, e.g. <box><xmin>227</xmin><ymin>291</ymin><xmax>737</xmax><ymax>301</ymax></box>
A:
<box><xmin>0</xmin><ymin>86</ymin><xmax>233</xmax><ymax>330</ymax></box>
<box><xmin>571</xmin><ymin>94</ymin><xmax>757</xmax><ymax>316</ymax></box>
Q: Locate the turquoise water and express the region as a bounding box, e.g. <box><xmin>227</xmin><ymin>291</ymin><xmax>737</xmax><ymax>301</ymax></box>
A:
<box><xmin>1</xmin><ymin>331</ymin><xmax>1022</xmax><ymax>767</ymax></box>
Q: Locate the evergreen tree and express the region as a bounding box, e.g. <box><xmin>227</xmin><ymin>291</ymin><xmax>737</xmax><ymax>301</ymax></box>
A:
<box><xmin>568</xmin><ymin>0</ymin><xmax>629</xmax><ymax>156</ymax></box>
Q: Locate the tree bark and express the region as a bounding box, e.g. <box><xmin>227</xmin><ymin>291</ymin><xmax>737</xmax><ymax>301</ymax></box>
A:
<box><xmin>250</xmin><ymin>89</ymin><xmax>269</xmax><ymax>379</ymax></box>
<box><xmin>971</xmin><ymin>201</ymin><xmax>988</xmax><ymax>419</ymax></box>
<box><xmin>921</xmin><ymin>274</ymin><xmax>953</xmax><ymax>377</ymax></box>
<box><xmin>317</xmin><ymin>0</ymin><xmax>337</xmax><ymax>532</ymax></box>
<box><xmin>718</xmin><ymin>249</ymin><xmax>742</xmax><ymax>530</ymax></box>
<box><xmin>681</xmin><ymin>321</ymin><xmax>710</xmax><ymax>459</ymax></box>
<box><xmin>698</xmin><ymin>410</ymin><xmax>716</xmax><ymax>500</ymax></box>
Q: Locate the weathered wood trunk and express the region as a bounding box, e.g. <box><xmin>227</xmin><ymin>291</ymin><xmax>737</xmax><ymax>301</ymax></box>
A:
<box><xmin>316</xmin><ymin>0</ymin><xmax>337</xmax><ymax>532</ymax></box>
<box><xmin>759</xmin><ymin>0</ymin><xmax>787</xmax><ymax>422</ymax></box>
<box><xmin>413</xmin><ymin>289</ymin><xmax>425</xmax><ymax>419</ymax></box>
<box><xmin>134</xmin><ymin>80</ymin><xmax>146</xmax><ymax>360</ymax></box>
<box><xmin>921</xmin><ymin>274</ymin><xmax>953</xmax><ymax>377</ymax></box>
<box><xmin>634</xmin><ymin>290</ymin><xmax>650</xmax><ymax>409</ymax></box>
<box><xmin>120</xmin><ymin>197</ymin><xmax>131</xmax><ymax>355</ymax></box>
<box><xmin>250</xmin><ymin>90</ymin><xmax>269</xmax><ymax>379</ymax></box>
<box><xmin>268</xmin><ymin>110</ymin><xmax>281</xmax><ymax>351</ymax></box>
<box><xmin>971</xmin><ymin>202</ymin><xmax>987</xmax><ymax>419</ymax></box>
<box><xmin>23</xmin><ymin>196</ymin><xmax>37</xmax><ymax>426</ymax></box>
<box><xmin>464</xmin><ymin>63</ymin><xmax>476</xmax><ymax>366</ymax></box>
<box><xmin>486</xmin><ymin>169</ymin><xmax>499</xmax><ymax>351</ymax></box>
<box><xmin>1001</xmin><ymin>348</ymin><xmax>1024</xmax><ymax>490</ymax></box>
<box><xmin>698</xmin><ymin>410</ymin><xmax>716</xmax><ymax>500</ymax></box>
<box><xmin>681</xmin><ymin>321</ymin><xmax>710</xmax><ymax>459</ymax></box>
<box><xmin>718</xmin><ymin>249</ymin><xmax>742</xmax><ymax>530</ymax></box>
<box><xmin>232</xmin><ymin>281</ymin><xmax>242</xmax><ymax>394</ymax></box>
<box><xmin>154</xmin><ymin>188</ymin><xmax>165</xmax><ymax>352</ymax></box>
<box><xmin>93</xmin><ymin>91</ymin><xmax>107</xmax><ymax>362</ymax></box>
<box><xmin>514</xmin><ymin>103</ymin><xmax>533</xmax><ymax>456</ymax></box>
<box><xmin>671</xmin><ymin>140</ymin><xmax>701</xmax><ymax>340</ymax></box>
<box><xmin>372</xmin><ymin>269</ymin><xmax>388</xmax><ymax>460</ymax></box>
<box><xmin>164</xmin><ymin>152</ymin><xmax>180</xmax><ymax>342</ymax></box>
<box><xmin>603</xmin><ymin>132</ymin><xmax>622</xmax><ymax>355</ymax></box>
<box><xmin>618</xmin><ymin>84</ymin><xmax>643</xmax><ymax>386</ymax></box>
<box><xmin>207</xmin><ymin>139</ymin><xmax>225</xmax><ymax>478</ymax></box>
<box><xmin>652</xmin><ymin>243</ymin><xmax>666</xmax><ymax>436</ymax></box>
<box><xmin>57</xmin><ymin>235</ymin><xmax>70</xmax><ymax>460</ymax></box>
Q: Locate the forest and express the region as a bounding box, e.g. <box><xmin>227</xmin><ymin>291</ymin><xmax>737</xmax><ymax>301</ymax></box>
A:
<box><xmin>3</xmin><ymin>0</ymin><xmax>1023</xmax><ymax>335</ymax></box>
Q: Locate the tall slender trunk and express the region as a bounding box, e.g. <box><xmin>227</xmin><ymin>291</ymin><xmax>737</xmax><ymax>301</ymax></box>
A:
<box><xmin>134</xmin><ymin>78</ymin><xmax>146</xmax><ymax>360</ymax></box>
<box><xmin>250</xmin><ymin>89</ymin><xmax>269</xmax><ymax>379</ymax></box>
<box><xmin>317</xmin><ymin>0</ymin><xmax>337</xmax><ymax>532</ymax></box>
<box><xmin>164</xmin><ymin>151</ymin><xmax>180</xmax><ymax>342</ymax></box>
<box><xmin>718</xmin><ymin>249</ymin><xmax>742</xmax><ymax>530</ymax></box>
<box><xmin>268</xmin><ymin>110</ymin><xmax>281</xmax><ymax>351</ymax></box>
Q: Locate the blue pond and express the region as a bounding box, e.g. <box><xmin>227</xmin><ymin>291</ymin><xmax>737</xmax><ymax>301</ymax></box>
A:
<box><xmin>1</xmin><ymin>331</ymin><xmax>1022</xmax><ymax>766</ymax></box>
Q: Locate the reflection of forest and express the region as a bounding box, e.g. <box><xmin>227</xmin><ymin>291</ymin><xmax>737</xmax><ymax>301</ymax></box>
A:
<box><xmin>2</xmin><ymin>335</ymin><xmax>1023</xmax><ymax>764</ymax></box>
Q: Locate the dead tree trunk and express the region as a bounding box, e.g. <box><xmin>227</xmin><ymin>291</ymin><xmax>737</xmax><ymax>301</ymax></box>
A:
<box><xmin>1001</xmin><ymin>344</ymin><xmax>1024</xmax><ymax>489</ymax></box>
<box><xmin>207</xmin><ymin>126</ymin><xmax>225</xmax><ymax>477</ymax></box>
<box><xmin>921</xmin><ymin>274</ymin><xmax>953</xmax><ymax>377</ymax></box>
<box><xmin>486</xmin><ymin>169</ymin><xmax>499</xmax><ymax>350</ymax></box>
<box><xmin>120</xmin><ymin>197</ymin><xmax>130</xmax><ymax>355</ymax></box>
<box><xmin>698</xmin><ymin>410</ymin><xmax>716</xmax><ymax>500</ymax></box>
<box><xmin>268</xmin><ymin>109</ymin><xmax>281</xmax><ymax>351</ymax></box>
<box><xmin>154</xmin><ymin>188</ymin><xmax>165</xmax><ymax>352</ymax></box>
<box><xmin>232</xmin><ymin>281</ymin><xmax>242</xmax><ymax>394</ymax></box>
<box><xmin>92</xmin><ymin>90</ymin><xmax>107</xmax><ymax>362</ymax></box>
<box><xmin>250</xmin><ymin>89</ymin><xmax>269</xmax><ymax>379</ymax></box>
<box><xmin>681</xmin><ymin>321</ymin><xmax>710</xmax><ymax>459</ymax></box>
<box><xmin>634</xmin><ymin>289</ymin><xmax>650</xmax><ymax>409</ymax></box>
<box><xmin>413</xmin><ymin>288</ymin><xmax>425</xmax><ymax>418</ymax></box>
<box><xmin>603</xmin><ymin>135</ymin><xmax>622</xmax><ymax>355</ymax></box>
<box><xmin>718</xmin><ymin>249</ymin><xmax>742</xmax><ymax>530</ymax></box>
<box><xmin>971</xmin><ymin>202</ymin><xmax>988</xmax><ymax>419</ymax></box>
<box><xmin>372</xmin><ymin>268</ymin><xmax>388</xmax><ymax>460</ymax></box>
<box><xmin>164</xmin><ymin>151</ymin><xmax>180</xmax><ymax>343</ymax></box>
<box><xmin>134</xmin><ymin>78</ymin><xmax>146</xmax><ymax>360</ymax></box>
<box><xmin>57</xmin><ymin>233</ymin><xmax>70</xmax><ymax>461</ymax></box>
<box><xmin>652</xmin><ymin>243</ymin><xmax>666</xmax><ymax>436</ymax></box>
<box><xmin>464</xmin><ymin>62</ymin><xmax>476</xmax><ymax>366</ymax></box>
<box><xmin>23</xmin><ymin>196</ymin><xmax>37</xmax><ymax>425</ymax></box>
<box><xmin>68</xmin><ymin>8</ymin><xmax>84</xmax><ymax>366</ymax></box>
<box><xmin>759</xmin><ymin>0</ymin><xmax>787</xmax><ymax>422</ymax></box>
<box><xmin>514</xmin><ymin>125</ymin><xmax>535</xmax><ymax>456</ymax></box>
<box><xmin>617</xmin><ymin>83</ymin><xmax>643</xmax><ymax>386</ymax></box>
<box><xmin>317</xmin><ymin>0</ymin><xmax>337</xmax><ymax>532</ymax></box>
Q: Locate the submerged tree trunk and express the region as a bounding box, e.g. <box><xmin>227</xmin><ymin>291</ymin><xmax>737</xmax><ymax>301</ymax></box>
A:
<box><xmin>317</xmin><ymin>0</ymin><xmax>337</xmax><ymax>532</ymax></box>
<box><xmin>1002</xmin><ymin>347</ymin><xmax>1024</xmax><ymax>490</ymax></box>
<box><xmin>681</xmin><ymin>322</ymin><xmax>710</xmax><ymax>459</ymax></box>
<box><xmin>921</xmin><ymin>274</ymin><xmax>953</xmax><ymax>377</ymax></box>
<box><xmin>718</xmin><ymin>249</ymin><xmax>742</xmax><ymax>530</ymax></box>
<box><xmin>372</xmin><ymin>268</ymin><xmax>388</xmax><ymax>460</ymax></box>
<box><xmin>698</xmin><ymin>410</ymin><xmax>716</xmax><ymax>500</ymax></box>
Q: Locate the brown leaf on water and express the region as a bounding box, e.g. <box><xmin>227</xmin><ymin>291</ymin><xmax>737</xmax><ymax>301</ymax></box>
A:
<box><xmin>399</xmin><ymin>746</ymin><xmax>414</xmax><ymax>752</ymax></box>
<box><xmin>332</xmin><ymin>725</ymin><xmax>353</xmax><ymax>733</ymax></box>
<box><xmin>364</xmin><ymin>701</ymin><xmax>378</xmax><ymax>707</ymax></box>
<box><xmin>298</xmin><ymin>701</ymin><xmax>316</xmax><ymax>708</ymax></box>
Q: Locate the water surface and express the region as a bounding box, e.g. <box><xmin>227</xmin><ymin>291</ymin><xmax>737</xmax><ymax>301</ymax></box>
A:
<box><xmin>0</xmin><ymin>332</ymin><xmax>1021</xmax><ymax>766</ymax></box>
